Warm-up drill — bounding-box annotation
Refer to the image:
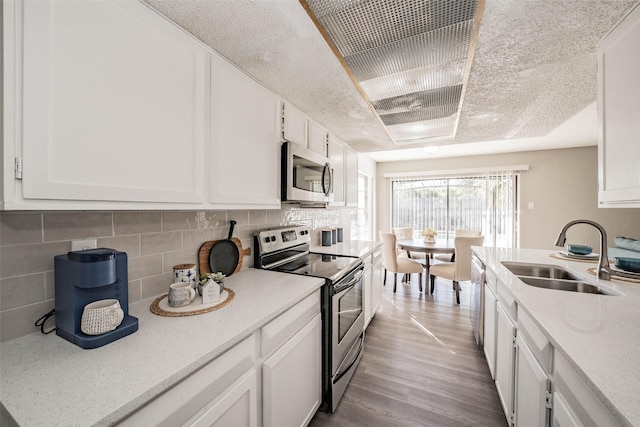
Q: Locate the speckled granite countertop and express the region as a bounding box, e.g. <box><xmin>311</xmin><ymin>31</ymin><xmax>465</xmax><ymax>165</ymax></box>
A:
<box><xmin>473</xmin><ymin>247</ymin><xmax>640</xmax><ymax>427</ymax></box>
<box><xmin>309</xmin><ymin>239</ymin><xmax>382</xmax><ymax>258</ymax></box>
<box><xmin>0</xmin><ymin>269</ymin><xmax>324</xmax><ymax>426</ymax></box>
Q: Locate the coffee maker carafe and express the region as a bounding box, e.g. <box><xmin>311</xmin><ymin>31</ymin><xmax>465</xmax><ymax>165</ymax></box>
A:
<box><xmin>54</xmin><ymin>248</ymin><xmax>138</xmax><ymax>349</ymax></box>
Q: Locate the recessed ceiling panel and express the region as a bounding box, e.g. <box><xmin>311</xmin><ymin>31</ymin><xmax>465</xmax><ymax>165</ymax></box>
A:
<box><xmin>388</xmin><ymin>115</ymin><xmax>459</xmax><ymax>142</ymax></box>
<box><xmin>302</xmin><ymin>0</ymin><xmax>484</xmax><ymax>145</ymax></box>
<box><xmin>359</xmin><ymin>59</ymin><xmax>466</xmax><ymax>101</ymax></box>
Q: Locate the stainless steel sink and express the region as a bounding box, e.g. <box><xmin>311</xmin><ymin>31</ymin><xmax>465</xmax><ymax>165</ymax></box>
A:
<box><xmin>501</xmin><ymin>261</ymin><xmax>620</xmax><ymax>296</ymax></box>
<box><xmin>501</xmin><ymin>262</ymin><xmax>580</xmax><ymax>280</ymax></box>
<box><xmin>518</xmin><ymin>277</ymin><xmax>609</xmax><ymax>294</ymax></box>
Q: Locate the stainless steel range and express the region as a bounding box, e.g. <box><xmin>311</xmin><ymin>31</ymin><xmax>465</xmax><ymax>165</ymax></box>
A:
<box><xmin>254</xmin><ymin>225</ymin><xmax>365</xmax><ymax>413</ymax></box>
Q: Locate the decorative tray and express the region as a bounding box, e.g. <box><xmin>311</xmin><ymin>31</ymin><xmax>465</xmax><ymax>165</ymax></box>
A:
<box><xmin>150</xmin><ymin>288</ymin><xmax>235</xmax><ymax>317</ymax></box>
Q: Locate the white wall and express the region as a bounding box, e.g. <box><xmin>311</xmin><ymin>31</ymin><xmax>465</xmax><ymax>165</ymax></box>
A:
<box><xmin>376</xmin><ymin>146</ymin><xmax>640</xmax><ymax>250</ymax></box>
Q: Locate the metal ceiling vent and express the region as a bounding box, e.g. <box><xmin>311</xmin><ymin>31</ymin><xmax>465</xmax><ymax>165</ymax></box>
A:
<box><xmin>301</xmin><ymin>0</ymin><xmax>484</xmax><ymax>145</ymax></box>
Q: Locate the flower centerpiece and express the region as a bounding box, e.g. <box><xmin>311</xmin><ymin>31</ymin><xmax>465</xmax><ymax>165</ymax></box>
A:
<box><xmin>421</xmin><ymin>228</ymin><xmax>437</xmax><ymax>244</ymax></box>
<box><xmin>199</xmin><ymin>272</ymin><xmax>226</xmax><ymax>304</ymax></box>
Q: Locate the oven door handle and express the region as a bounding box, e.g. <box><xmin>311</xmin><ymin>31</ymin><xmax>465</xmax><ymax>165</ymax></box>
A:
<box><xmin>333</xmin><ymin>269</ymin><xmax>364</xmax><ymax>294</ymax></box>
<box><xmin>333</xmin><ymin>332</ymin><xmax>364</xmax><ymax>384</ymax></box>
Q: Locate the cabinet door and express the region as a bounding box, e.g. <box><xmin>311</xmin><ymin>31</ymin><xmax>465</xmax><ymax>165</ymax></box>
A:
<box><xmin>21</xmin><ymin>0</ymin><xmax>207</xmax><ymax>203</ymax></box>
<box><xmin>328</xmin><ymin>135</ymin><xmax>345</xmax><ymax>206</ymax></box>
<box><xmin>515</xmin><ymin>334</ymin><xmax>549</xmax><ymax>427</ymax></box>
<box><xmin>282</xmin><ymin>103</ymin><xmax>307</xmax><ymax>147</ymax></box>
<box><xmin>345</xmin><ymin>147</ymin><xmax>359</xmax><ymax>207</ymax></box>
<box><xmin>552</xmin><ymin>392</ymin><xmax>581</xmax><ymax>427</ymax></box>
<box><xmin>483</xmin><ymin>285</ymin><xmax>497</xmax><ymax>379</ymax></box>
<box><xmin>263</xmin><ymin>314</ymin><xmax>322</xmax><ymax>427</ymax></box>
<box><xmin>189</xmin><ymin>369</ymin><xmax>258</xmax><ymax>427</ymax></box>
<box><xmin>371</xmin><ymin>254</ymin><xmax>383</xmax><ymax>316</ymax></box>
<box><xmin>597</xmin><ymin>3</ymin><xmax>640</xmax><ymax>207</ymax></box>
<box><xmin>209</xmin><ymin>56</ymin><xmax>280</xmax><ymax>208</ymax></box>
<box><xmin>308</xmin><ymin>120</ymin><xmax>328</xmax><ymax>156</ymax></box>
<box><xmin>363</xmin><ymin>261</ymin><xmax>372</xmax><ymax>327</ymax></box>
<box><xmin>495</xmin><ymin>302</ymin><xmax>516</xmax><ymax>425</ymax></box>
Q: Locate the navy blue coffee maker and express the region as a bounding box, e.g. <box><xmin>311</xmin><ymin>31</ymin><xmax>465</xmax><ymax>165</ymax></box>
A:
<box><xmin>54</xmin><ymin>248</ymin><xmax>138</xmax><ymax>349</ymax></box>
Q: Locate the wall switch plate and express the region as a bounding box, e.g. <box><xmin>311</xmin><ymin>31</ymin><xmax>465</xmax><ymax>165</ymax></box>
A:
<box><xmin>71</xmin><ymin>239</ymin><xmax>97</xmax><ymax>251</ymax></box>
<box><xmin>528</xmin><ymin>202</ymin><xmax>535</xmax><ymax>210</ymax></box>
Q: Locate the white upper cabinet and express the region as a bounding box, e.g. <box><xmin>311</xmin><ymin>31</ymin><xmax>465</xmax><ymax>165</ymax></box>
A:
<box><xmin>281</xmin><ymin>103</ymin><xmax>308</xmax><ymax>148</ymax></box>
<box><xmin>328</xmin><ymin>135</ymin><xmax>345</xmax><ymax>206</ymax></box>
<box><xmin>344</xmin><ymin>146</ymin><xmax>359</xmax><ymax>207</ymax></box>
<box><xmin>328</xmin><ymin>135</ymin><xmax>358</xmax><ymax>208</ymax></box>
<box><xmin>308</xmin><ymin>120</ymin><xmax>328</xmax><ymax>156</ymax></box>
<box><xmin>209</xmin><ymin>55</ymin><xmax>280</xmax><ymax>208</ymax></box>
<box><xmin>14</xmin><ymin>0</ymin><xmax>208</xmax><ymax>207</ymax></box>
<box><xmin>281</xmin><ymin>102</ymin><xmax>328</xmax><ymax>156</ymax></box>
<box><xmin>597</xmin><ymin>3</ymin><xmax>640</xmax><ymax>207</ymax></box>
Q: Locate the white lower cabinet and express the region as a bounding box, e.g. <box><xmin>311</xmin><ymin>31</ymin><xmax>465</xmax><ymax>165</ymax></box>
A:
<box><xmin>495</xmin><ymin>302</ymin><xmax>516</xmax><ymax>425</ymax></box>
<box><xmin>260</xmin><ymin>290</ymin><xmax>322</xmax><ymax>427</ymax></box>
<box><xmin>514</xmin><ymin>334</ymin><xmax>550</xmax><ymax>427</ymax></box>
<box><xmin>118</xmin><ymin>290</ymin><xmax>322</xmax><ymax>427</ymax></box>
<box><xmin>483</xmin><ymin>283</ymin><xmax>497</xmax><ymax>379</ymax></box>
<box><xmin>552</xmin><ymin>391</ymin><xmax>581</xmax><ymax>427</ymax></box>
<box><xmin>553</xmin><ymin>353</ymin><xmax>621</xmax><ymax>427</ymax></box>
<box><xmin>262</xmin><ymin>314</ymin><xmax>322</xmax><ymax>427</ymax></box>
<box><xmin>188</xmin><ymin>369</ymin><xmax>258</xmax><ymax>427</ymax></box>
<box><xmin>370</xmin><ymin>249</ymin><xmax>383</xmax><ymax>319</ymax></box>
<box><xmin>363</xmin><ymin>248</ymin><xmax>382</xmax><ymax>327</ymax></box>
<box><xmin>118</xmin><ymin>335</ymin><xmax>257</xmax><ymax>427</ymax></box>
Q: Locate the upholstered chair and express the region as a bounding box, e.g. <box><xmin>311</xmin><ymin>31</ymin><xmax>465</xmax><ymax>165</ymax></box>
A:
<box><xmin>380</xmin><ymin>232</ymin><xmax>424</xmax><ymax>293</ymax></box>
<box><xmin>429</xmin><ymin>235</ymin><xmax>484</xmax><ymax>304</ymax></box>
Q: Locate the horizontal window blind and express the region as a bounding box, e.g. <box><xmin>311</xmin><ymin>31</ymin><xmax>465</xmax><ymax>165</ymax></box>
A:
<box><xmin>390</xmin><ymin>169</ymin><xmax>519</xmax><ymax>247</ymax></box>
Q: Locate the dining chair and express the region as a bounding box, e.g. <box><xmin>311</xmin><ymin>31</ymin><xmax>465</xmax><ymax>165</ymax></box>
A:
<box><xmin>391</xmin><ymin>227</ymin><xmax>426</xmax><ymax>259</ymax></box>
<box><xmin>429</xmin><ymin>235</ymin><xmax>484</xmax><ymax>304</ymax></box>
<box><xmin>380</xmin><ymin>232</ymin><xmax>424</xmax><ymax>293</ymax></box>
<box><xmin>434</xmin><ymin>229</ymin><xmax>482</xmax><ymax>262</ymax></box>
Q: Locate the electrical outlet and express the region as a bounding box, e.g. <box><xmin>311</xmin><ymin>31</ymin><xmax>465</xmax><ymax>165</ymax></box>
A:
<box><xmin>528</xmin><ymin>202</ymin><xmax>535</xmax><ymax>210</ymax></box>
<box><xmin>71</xmin><ymin>239</ymin><xmax>97</xmax><ymax>251</ymax></box>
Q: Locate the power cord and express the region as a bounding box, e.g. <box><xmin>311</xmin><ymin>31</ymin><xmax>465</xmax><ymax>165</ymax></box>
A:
<box><xmin>35</xmin><ymin>309</ymin><xmax>56</xmax><ymax>334</ymax></box>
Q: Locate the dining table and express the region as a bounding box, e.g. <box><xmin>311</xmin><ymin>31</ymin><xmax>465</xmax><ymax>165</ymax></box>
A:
<box><xmin>396</xmin><ymin>238</ymin><xmax>456</xmax><ymax>274</ymax></box>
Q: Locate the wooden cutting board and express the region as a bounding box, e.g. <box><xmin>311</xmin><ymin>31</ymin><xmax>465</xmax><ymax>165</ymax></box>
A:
<box><xmin>198</xmin><ymin>237</ymin><xmax>251</xmax><ymax>276</ymax></box>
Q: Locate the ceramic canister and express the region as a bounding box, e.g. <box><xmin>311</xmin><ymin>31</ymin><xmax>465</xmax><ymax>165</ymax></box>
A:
<box><xmin>173</xmin><ymin>263</ymin><xmax>197</xmax><ymax>289</ymax></box>
<box><xmin>322</xmin><ymin>229</ymin><xmax>332</xmax><ymax>246</ymax></box>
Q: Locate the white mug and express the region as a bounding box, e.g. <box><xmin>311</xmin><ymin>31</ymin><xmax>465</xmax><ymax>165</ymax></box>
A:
<box><xmin>168</xmin><ymin>282</ymin><xmax>196</xmax><ymax>307</ymax></box>
<box><xmin>81</xmin><ymin>299</ymin><xmax>125</xmax><ymax>335</ymax></box>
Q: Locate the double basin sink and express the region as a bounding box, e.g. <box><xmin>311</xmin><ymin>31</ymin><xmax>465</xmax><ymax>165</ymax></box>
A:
<box><xmin>501</xmin><ymin>262</ymin><xmax>620</xmax><ymax>296</ymax></box>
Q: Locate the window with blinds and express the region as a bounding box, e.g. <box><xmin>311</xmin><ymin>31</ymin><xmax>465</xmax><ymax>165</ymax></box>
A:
<box><xmin>390</xmin><ymin>170</ymin><xmax>519</xmax><ymax>247</ymax></box>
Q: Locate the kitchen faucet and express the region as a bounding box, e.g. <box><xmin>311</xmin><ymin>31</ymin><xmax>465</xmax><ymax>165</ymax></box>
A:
<box><xmin>554</xmin><ymin>219</ymin><xmax>611</xmax><ymax>280</ymax></box>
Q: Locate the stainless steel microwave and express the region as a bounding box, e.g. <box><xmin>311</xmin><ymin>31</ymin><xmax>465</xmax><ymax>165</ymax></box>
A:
<box><xmin>281</xmin><ymin>141</ymin><xmax>333</xmax><ymax>204</ymax></box>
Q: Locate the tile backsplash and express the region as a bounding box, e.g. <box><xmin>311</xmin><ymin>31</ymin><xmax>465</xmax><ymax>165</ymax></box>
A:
<box><xmin>0</xmin><ymin>207</ymin><xmax>356</xmax><ymax>342</ymax></box>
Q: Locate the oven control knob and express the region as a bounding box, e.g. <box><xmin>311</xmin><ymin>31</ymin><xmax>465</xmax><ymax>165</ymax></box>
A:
<box><xmin>270</xmin><ymin>236</ymin><xmax>276</xmax><ymax>242</ymax></box>
<box><xmin>264</xmin><ymin>237</ymin><xmax>270</xmax><ymax>243</ymax></box>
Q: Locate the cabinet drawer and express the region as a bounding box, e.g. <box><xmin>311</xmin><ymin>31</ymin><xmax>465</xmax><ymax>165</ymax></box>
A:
<box><xmin>497</xmin><ymin>283</ymin><xmax>517</xmax><ymax>322</ymax></box>
<box><xmin>485</xmin><ymin>267</ymin><xmax>498</xmax><ymax>294</ymax></box>
<box><xmin>261</xmin><ymin>290</ymin><xmax>320</xmax><ymax>357</ymax></box>
<box><xmin>119</xmin><ymin>334</ymin><xmax>256</xmax><ymax>426</ymax></box>
<box><xmin>517</xmin><ymin>308</ymin><xmax>553</xmax><ymax>374</ymax></box>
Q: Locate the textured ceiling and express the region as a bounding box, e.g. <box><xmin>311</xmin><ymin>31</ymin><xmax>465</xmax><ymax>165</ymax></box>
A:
<box><xmin>144</xmin><ymin>0</ymin><xmax>638</xmax><ymax>156</ymax></box>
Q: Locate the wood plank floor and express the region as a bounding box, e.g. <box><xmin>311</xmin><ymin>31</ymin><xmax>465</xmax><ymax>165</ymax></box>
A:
<box><xmin>309</xmin><ymin>273</ymin><xmax>508</xmax><ymax>427</ymax></box>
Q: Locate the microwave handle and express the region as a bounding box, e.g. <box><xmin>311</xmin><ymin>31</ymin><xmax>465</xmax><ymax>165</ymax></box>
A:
<box><xmin>322</xmin><ymin>162</ymin><xmax>333</xmax><ymax>197</ymax></box>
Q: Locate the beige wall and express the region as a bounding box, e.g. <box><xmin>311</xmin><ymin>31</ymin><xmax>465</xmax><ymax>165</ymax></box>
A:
<box><xmin>376</xmin><ymin>146</ymin><xmax>640</xmax><ymax>250</ymax></box>
<box><xmin>0</xmin><ymin>207</ymin><xmax>354</xmax><ymax>342</ymax></box>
